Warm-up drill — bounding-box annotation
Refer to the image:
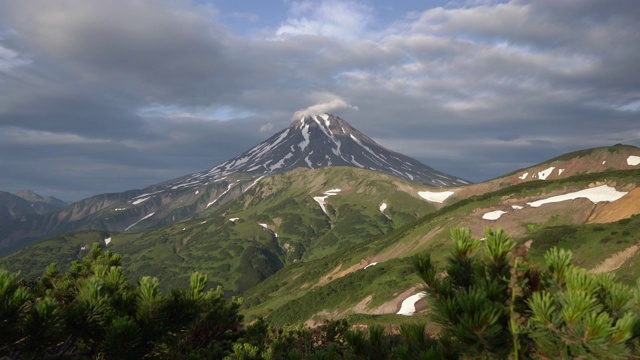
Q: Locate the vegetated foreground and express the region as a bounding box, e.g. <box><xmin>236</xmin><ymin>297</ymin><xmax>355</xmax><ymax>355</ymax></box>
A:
<box><xmin>2</xmin><ymin>228</ymin><xmax>639</xmax><ymax>359</ymax></box>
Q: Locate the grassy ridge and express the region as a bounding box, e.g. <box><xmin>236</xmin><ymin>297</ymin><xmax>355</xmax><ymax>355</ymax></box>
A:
<box><xmin>241</xmin><ymin>169</ymin><xmax>640</xmax><ymax>323</ymax></box>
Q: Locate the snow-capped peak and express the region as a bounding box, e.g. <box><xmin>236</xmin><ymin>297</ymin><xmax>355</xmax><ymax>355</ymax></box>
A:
<box><xmin>162</xmin><ymin>114</ymin><xmax>470</xmax><ymax>190</ymax></box>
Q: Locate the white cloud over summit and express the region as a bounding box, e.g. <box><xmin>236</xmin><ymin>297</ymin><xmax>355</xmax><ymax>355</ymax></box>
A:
<box><xmin>293</xmin><ymin>97</ymin><xmax>359</xmax><ymax>120</ymax></box>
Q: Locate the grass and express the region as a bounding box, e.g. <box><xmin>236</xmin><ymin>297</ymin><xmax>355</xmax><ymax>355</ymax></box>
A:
<box><xmin>524</xmin><ymin>214</ymin><xmax>640</xmax><ymax>283</ymax></box>
<box><xmin>241</xmin><ymin>169</ymin><xmax>640</xmax><ymax>320</ymax></box>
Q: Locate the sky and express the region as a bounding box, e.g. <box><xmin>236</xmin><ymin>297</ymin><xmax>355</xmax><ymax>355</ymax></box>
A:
<box><xmin>0</xmin><ymin>0</ymin><xmax>639</xmax><ymax>201</ymax></box>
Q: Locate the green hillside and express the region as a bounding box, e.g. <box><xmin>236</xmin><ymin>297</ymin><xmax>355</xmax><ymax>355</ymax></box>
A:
<box><xmin>0</xmin><ymin>167</ymin><xmax>436</xmax><ymax>294</ymax></box>
<box><xmin>241</xmin><ymin>169</ymin><xmax>640</xmax><ymax>324</ymax></box>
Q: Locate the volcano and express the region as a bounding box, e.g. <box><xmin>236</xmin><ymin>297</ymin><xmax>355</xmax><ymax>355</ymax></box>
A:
<box><xmin>166</xmin><ymin>113</ymin><xmax>469</xmax><ymax>190</ymax></box>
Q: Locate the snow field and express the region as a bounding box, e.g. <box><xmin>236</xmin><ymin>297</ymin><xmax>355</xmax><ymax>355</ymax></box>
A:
<box><xmin>527</xmin><ymin>185</ymin><xmax>627</xmax><ymax>207</ymax></box>
<box><xmin>397</xmin><ymin>292</ymin><xmax>426</xmax><ymax>316</ymax></box>
<box><xmin>207</xmin><ymin>183</ymin><xmax>233</xmax><ymax>208</ymax></box>
<box><xmin>538</xmin><ymin>167</ymin><xmax>555</xmax><ymax>180</ymax></box>
<box><xmin>379</xmin><ymin>202</ymin><xmax>392</xmax><ymax>220</ymax></box>
<box><xmin>125</xmin><ymin>212</ymin><xmax>155</xmax><ymax>232</ymax></box>
<box><xmin>418</xmin><ymin>191</ymin><xmax>454</xmax><ymax>203</ymax></box>
<box><xmin>482</xmin><ymin>210</ymin><xmax>508</xmax><ymax>220</ymax></box>
<box><xmin>132</xmin><ymin>197</ymin><xmax>150</xmax><ymax>205</ymax></box>
<box><xmin>313</xmin><ymin>189</ymin><xmax>341</xmax><ymax>216</ymax></box>
<box><xmin>364</xmin><ymin>262</ymin><xmax>378</xmax><ymax>269</ymax></box>
<box><xmin>628</xmin><ymin>155</ymin><xmax>640</xmax><ymax>166</ymax></box>
<box><xmin>482</xmin><ymin>185</ymin><xmax>628</xmax><ymax>221</ymax></box>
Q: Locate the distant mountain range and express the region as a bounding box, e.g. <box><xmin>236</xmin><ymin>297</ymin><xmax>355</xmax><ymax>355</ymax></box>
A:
<box><xmin>0</xmin><ymin>190</ymin><xmax>67</xmax><ymax>223</ymax></box>
<box><xmin>0</xmin><ymin>114</ymin><xmax>468</xmax><ymax>254</ymax></box>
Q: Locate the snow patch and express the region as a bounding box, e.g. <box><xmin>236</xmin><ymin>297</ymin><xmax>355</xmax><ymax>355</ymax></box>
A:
<box><xmin>258</xmin><ymin>223</ymin><xmax>268</xmax><ymax>229</ymax></box>
<box><xmin>379</xmin><ymin>202</ymin><xmax>391</xmax><ymax>220</ymax></box>
<box><xmin>132</xmin><ymin>197</ymin><xmax>150</xmax><ymax>205</ymax></box>
<box><xmin>299</xmin><ymin>124</ymin><xmax>310</xmax><ymax>151</ymax></box>
<box><xmin>527</xmin><ymin>185</ymin><xmax>627</xmax><ymax>208</ymax></box>
<box><xmin>418</xmin><ymin>191</ymin><xmax>454</xmax><ymax>203</ymax></box>
<box><xmin>104</xmin><ymin>237</ymin><xmax>111</xmax><ymax>245</ymax></box>
<box><xmin>243</xmin><ymin>175</ymin><xmax>265</xmax><ymax>193</ymax></box>
<box><xmin>132</xmin><ymin>190</ymin><xmax>164</xmax><ymax>199</ymax></box>
<box><xmin>558</xmin><ymin>169</ymin><xmax>565</xmax><ymax>175</ymax></box>
<box><xmin>628</xmin><ymin>155</ymin><xmax>640</xmax><ymax>166</ymax></box>
<box><xmin>538</xmin><ymin>167</ymin><xmax>555</xmax><ymax>180</ymax></box>
<box><xmin>518</xmin><ymin>172</ymin><xmax>528</xmax><ymax>180</ymax></box>
<box><xmin>195</xmin><ymin>190</ymin><xmax>199</xmax><ymax>195</ymax></box>
<box><xmin>364</xmin><ymin>262</ymin><xmax>378</xmax><ymax>269</ymax></box>
<box><xmin>350</xmin><ymin>134</ymin><xmax>386</xmax><ymax>163</ymax></box>
<box><xmin>207</xmin><ymin>184</ymin><xmax>233</xmax><ymax>208</ymax></box>
<box><xmin>482</xmin><ymin>210</ymin><xmax>508</xmax><ymax>220</ymax></box>
<box><xmin>270</xmin><ymin>152</ymin><xmax>294</xmax><ymax>171</ymax></box>
<box><xmin>115</xmin><ymin>208</ymin><xmax>126</xmax><ymax>211</ymax></box>
<box><xmin>313</xmin><ymin>189</ymin><xmax>341</xmax><ymax>216</ymax></box>
<box><xmin>305</xmin><ymin>152</ymin><xmax>314</xmax><ymax>168</ymax></box>
<box><xmin>511</xmin><ymin>205</ymin><xmax>524</xmax><ymax>210</ymax></box>
<box><xmin>397</xmin><ymin>292</ymin><xmax>426</xmax><ymax>316</ymax></box>
<box><xmin>172</xmin><ymin>180</ymin><xmax>201</xmax><ymax>190</ymax></box>
<box><xmin>125</xmin><ymin>212</ymin><xmax>155</xmax><ymax>232</ymax></box>
<box><xmin>229</xmin><ymin>218</ymin><xmax>239</xmax><ymax>222</ymax></box>
<box><xmin>350</xmin><ymin>155</ymin><xmax>365</xmax><ymax>168</ymax></box>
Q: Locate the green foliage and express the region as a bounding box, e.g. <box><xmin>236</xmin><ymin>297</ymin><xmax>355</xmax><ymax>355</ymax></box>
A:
<box><xmin>3</xmin><ymin>227</ymin><xmax>640</xmax><ymax>359</ymax></box>
<box><xmin>0</xmin><ymin>243</ymin><xmax>243</xmax><ymax>359</ymax></box>
<box><xmin>413</xmin><ymin>227</ymin><xmax>640</xmax><ymax>359</ymax></box>
<box><xmin>527</xmin><ymin>256</ymin><xmax>640</xmax><ymax>359</ymax></box>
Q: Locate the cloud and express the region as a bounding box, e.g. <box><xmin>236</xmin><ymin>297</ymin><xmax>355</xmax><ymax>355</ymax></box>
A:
<box><xmin>276</xmin><ymin>0</ymin><xmax>373</xmax><ymax>40</ymax></box>
<box><xmin>259</xmin><ymin>123</ymin><xmax>273</xmax><ymax>133</ymax></box>
<box><xmin>293</xmin><ymin>97</ymin><xmax>359</xmax><ymax>120</ymax></box>
<box><xmin>0</xmin><ymin>42</ymin><xmax>29</xmax><ymax>72</ymax></box>
<box><xmin>0</xmin><ymin>0</ymin><xmax>638</xmax><ymax>200</ymax></box>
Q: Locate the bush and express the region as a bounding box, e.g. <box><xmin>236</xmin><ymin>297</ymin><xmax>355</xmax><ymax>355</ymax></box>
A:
<box><xmin>412</xmin><ymin>227</ymin><xmax>640</xmax><ymax>359</ymax></box>
<box><xmin>0</xmin><ymin>243</ymin><xmax>244</xmax><ymax>359</ymax></box>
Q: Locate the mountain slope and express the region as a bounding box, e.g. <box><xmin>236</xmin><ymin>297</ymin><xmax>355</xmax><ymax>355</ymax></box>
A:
<box><xmin>422</xmin><ymin>144</ymin><xmax>640</xmax><ymax>206</ymax></box>
<box><xmin>240</xmin><ymin>168</ymin><xmax>640</xmax><ymax>325</ymax></box>
<box><xmin>0</xmin><ymin>167</ymin><xmax>439</xmax><ymax>293</ymax></box>
<box><xmin>0</xmin><ymin>114</ymin><xmax>467</xmax><ymax>255</ymax></box>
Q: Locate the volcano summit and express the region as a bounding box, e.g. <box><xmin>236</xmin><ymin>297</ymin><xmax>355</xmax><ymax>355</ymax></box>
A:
<box><xmin>167</xmin><ymin>114</ymin><xmax>469</xmax><ymax>190</ymax></box>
